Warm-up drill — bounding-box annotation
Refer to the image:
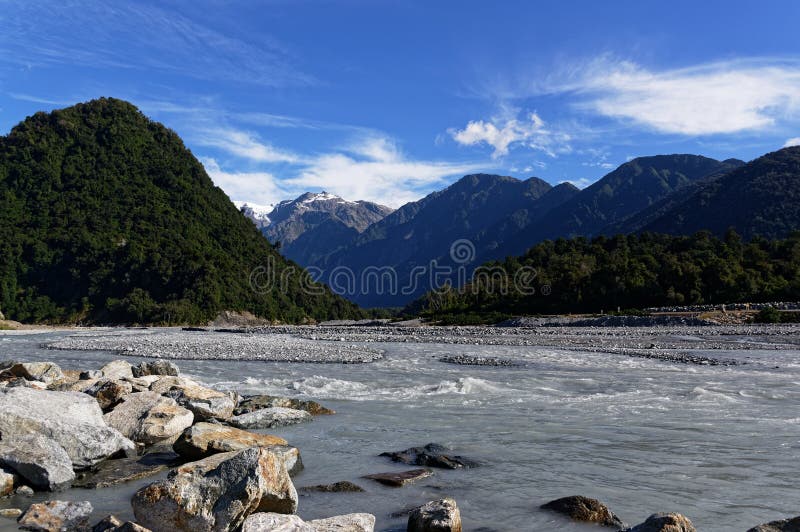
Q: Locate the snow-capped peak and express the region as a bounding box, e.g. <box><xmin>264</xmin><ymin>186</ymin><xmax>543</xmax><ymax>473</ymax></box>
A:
<box><xmin>234</xmin><ymin>201</ymin><xmax>274</xmax><ymax>227</ymax></box>
<box><xmin>300</xmin><ymin>191</ymin><xmax>353</xmax><ymax>204</ymax></box>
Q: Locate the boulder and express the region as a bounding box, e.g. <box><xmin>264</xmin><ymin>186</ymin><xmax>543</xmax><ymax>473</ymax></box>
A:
<box><xmin>623</xmin><ymin>513</ymin><xmax>696</xmax><ymax>532</ymax></box>
<box><xmin>235</xmin><ymin>395</ymin><xmax>334</xmax><ymax>416</ymax></box>
<box><xmin>0</xmin><ymin>466</ymin><xmax>16</xmax><ymax>496</ymax></box>
<box><xmin>362</xmin><ymin>469</ymin><xmax>432</xmax><ymax>487</ymax></box>
<box><xmin>3</xmin><ymin>362</ymin><xmax>64</xmax><ymax>385</ymax></box>
<box><xmin>241</xmin><ymin>513</ymin><xmax>375</xmax><ymax>532</ymax></box>
<box><xmin>103</xmin><ymin>391</ymin><xmax>194</xmax><ymax>445</ymax></box>
<box><xmin>408</xmin><ymin>498</ymin><xmax>461</xmax><ymax>532</ymax></box>
<box><xmin>380</xmin><ymin>444</ymin><xmax>478</xmax><ymax>469</ymax></box>
<box><xmin>228</xmin><ymin>407</ymin><xmax>312</xmax><ymax>429</ymax></box>
<box><xmin>747</xmin><ymin>517</ymin><xmax>800</xmax><ymax>532</ymax></box>
<box><xmin>120</xmin><ymin>376</ymin><xmax>156</xmax><ymax>393</ymax></box>
<box><xmin>92</xmin><ymin>514</ymin><xmax>123</xmax><ymax>531</ymax></box>
<box><xmin>298</xmin><ymin>481</ymin><xmax>365</xmax><ymax>493</ymax></box>
<box><xmin>149</xmin><ymin>376</ymin><xmax>197</xmax><ymax>395</ymax></box>
<box><xmin>172</xmin><ymin>422</ymin><xmax>288</xmax><ymax>460</ymax></box>
<box><xmin>541</xmin><ymin>495</ymin><xmax>624</xmax><ymax>528</ymax></box>
<box><xmin>0</xmin><ymin>434</ymin><xmax>75</xmax><ymax>491</ymax></box>
<box><xmin>0</xmin><ymin>387</ymin><xmax>135</xmax><ymax>468</ymax></box>
<box><xmin>0</xmin><ymin>508</ymin><xmax>22</xmax><ymax>519</ymax></box>
<box><xmin>100</xmin><ymin>360</ymin><xmax>134</xmax><ymax>380</ymax></box>
<box><xmin>308</xmin><ymin>514</ymin><xmax>375</xmax><ymax>531</ymax></box>
<box><xmin>17</xmin><ymin>500</ymin><xmax>93</xmax><ymax>532</ymax></box>
<box><xmin>85</xmin><ymin>379</ymin><xmax>134</xmax><ymax>411</ymax></box>
<box><xmin>132</xmin><ymin>360</ymin><xmax>179</xmax><ymax>378</ymax></box>
<box><xmin>132</xmin><ymin>447</ymin><xmax>298</xmax><ymax>532</ymax></box>
<box><xmin>164</xmin><ymin>384</ymin><xmax>236</xmax><ymax>421</ymax></box>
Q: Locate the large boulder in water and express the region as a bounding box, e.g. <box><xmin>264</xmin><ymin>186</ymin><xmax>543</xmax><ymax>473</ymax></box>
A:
<box><xmin>0</xmin><ymin>387</ymin><xmax>135</xmax><ymax>468</ymax></box>
<box><xmin>747</xmin><ymin>517</ymin><xmax>800</xmax><ymax>532</ymax></box>
<box><xmin>241</xmin><ymin>512</ymin><xmax>375</xmax><ymax>532</ymax></box>
<box><xmin>104</xmin><ymin>391</ymin><xmax>194</xmax><ymax>445</ymax></box>
<box><xmin>622</xmin><ymin>513</ymin><xmax>696</xmax><ymax>532</ymax></box>
<box><xmin>0</xmin><ymin>434</ymin><xmax>75</xmax><ymax>491</ymax></box>
<box><xmin>235</xmin><ymin>395</ymin><xmax>334</xmax><ymax>416</ymax></box>
<box><xmin>17</xmin><ymin>500</ymin><xmax>93</xmax><ymax>531</ymax></box>
<box><xmin>228</xmin><ymin>407</ymin><xmax>311</xmax><ymax>429</ymax></box>
<box><xmin>131</xmin><ymin>447</ymin><xmax>298</xmax><ymax>532</ymax></box>
<box><xmin>408</xmin><ymin>498</ymin><xmax>461</xmax><ymax>532</ymax></box>
<box><xmin>172</xmin><ymin>422</ymin><xmax>288</xmax><ymax>460</ymax></box>
<box><xmin>541</xmin><ymin>495</ymin><xmax>624</xmax><ymax>528</ymax></box>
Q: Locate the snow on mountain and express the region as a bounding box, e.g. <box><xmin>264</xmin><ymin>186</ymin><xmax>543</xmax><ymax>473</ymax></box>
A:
<box><xmin>234</xmin><ymin>201</ymin><xmax>274</xmax><ymax>228</ymax></box>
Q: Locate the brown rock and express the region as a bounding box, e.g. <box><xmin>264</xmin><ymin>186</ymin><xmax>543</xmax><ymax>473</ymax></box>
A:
<box><xmin>362</xmin><ymin>469</ymin><xmax>432</xmax><ymax>487</ymax></box>
<box><xmin>623</xmin><ymin>513</ymin><xmax>696</xmax><ymax>532</ymax></box>
<box><xmin>408</xmin><ymin>498</ymin><xmax>462</xmax><ymax>532</ymax></box>
<box><xmin>172</xmin><ymin>422</ymin><xmax>287</xmax><ymax>460</ymax></box>
<box><xmin>747</xmin><ymin>516</ymin><xmax>800</xmax><ymax>532</ymax></box>
<box><xmin>85</xmin><ymin>379</ymin><xmax>134</xmax><ymax>411</ymax></box>
<box><xmin>103</xmin><ymin>391</ymin><xmax>194</xmax><ymax>445</ymax></box>
<box><xmin>235</xmin><ymin>395</ymin><xmax>335</xmax><ymax>416</ymax></box>
<box><xmin>541</xmin><ymin>495</ymin><xmax>624</xmax><ymax>528</ymax></box>
<box><xmin>17</xmin><ymin>500</ymin><xmax>93</xmax><ymax>531</ymax></box>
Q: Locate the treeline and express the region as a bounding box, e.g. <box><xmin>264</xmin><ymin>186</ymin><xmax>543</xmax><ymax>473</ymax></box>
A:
<box><xmin>0</xmin><ymin>98</ymin><xmax>362</xmax><ymax>325</ymax></box>
<box><xmin>408</xmin><ymin>231</ymin><xmax>800</xmax><ymax>320</ymax></box>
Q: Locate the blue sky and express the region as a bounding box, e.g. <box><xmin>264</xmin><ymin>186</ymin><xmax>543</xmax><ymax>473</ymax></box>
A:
<box><xmin>1</xmin><ymin>0</ymin><xmax>800</xmax><ymax>208</ymax></box>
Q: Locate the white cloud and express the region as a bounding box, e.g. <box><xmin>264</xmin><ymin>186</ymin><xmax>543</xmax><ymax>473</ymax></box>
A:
<box><xmin>286</xmin><ymin>135</ymin><xmax>482</xmax><ymax>207</ymax></box>
<box><xmin>784</xmin><ymin>137</ymin><xmax>800</xmax><ymax>148</ymax></box>
<box><xmin>450</xmin><ymin>109</ymin><xmax>571</xmax><ymax>158</ymax></box>
<box><xmin>553</xmin><ymin>57</ymin><xmax>800</xmax><ymax>135</ymax></box>
<box><xmin>200</xmin><ymin>157</ymin><xmax>286</xmax><ymax>207</ymax></box>
<box><xmin>194</xmin><ymin>128</ymin><xmax>300</xmax><ymax>164</ymax></box>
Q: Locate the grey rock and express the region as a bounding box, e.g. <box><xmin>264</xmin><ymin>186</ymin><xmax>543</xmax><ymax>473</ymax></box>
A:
<box><xmin>622</xmin><ymin>513</ymin><xmax>696</xmax><ymax>532</ymax></box>
<box><xmin>80</xmin><ymin>370</ymin><xmax>103</xmax><ymax>380</ymax></box>
<box><xmin>228</xmin><ymin>407</ymin><xmax>312</xmax><ymax>429</ymax></box>
<box><xmin>0</xmin><ymin>387</ymin><xmax>135</xmax><ymax>468</ymax></box>
<box><xmin>103</xmin><ymin>391</ymin><xmax>194</xmax><ymax>445</ymax></box>
<box><xmin>132</xmin><ymin>447</ymin><xmax>298</xmax><ymax>532</ymax></box>
<box><xmin>100</xmin><ymin>360</ymin><xmax>134</xmax><ymax>380</ymax></box>
<box><xmin>0</xmin><ymin>508</ymin><xmax>22</xmax><ymax>519</ymax></box>
<box><xmin>16</xmin><ymin>485</ymin><xmax>34</xmax><ymax>496</ymax></box>
<box><xmin>3</xmin><ymin>362</ymin><xmax>64</xmax><ymax>384</ymax></box>
<box><xmin>747</xmin><ymin>517</ymin><xmax>800</xmax><ymax>532</ymax></box>
<box><xmin>132</xmin><ymin>360</ymin><xmax>179</xmax><ymax>378</ymax></box>
<box><xmin>308</xmin><ymin>513</ymin><xmax>375</xmax><ymax>531</ymax></box>
<box><xmin>241</xmin><ymin>513</ymin><xmax>375</xmax><ymax>532</ymax></box>
<box><xmin>235</xmin><ymin>395</ymin><xmax>334</xmax><ymax>416</ymax></box>
<box><xmin>362</xmin><ymin>469</ymin><xmax>432</xmax><ymax>487</ymax></box>
<box><xmin>85</xmin><ymin>379</ymin><xmax>134</xmax><ymax>411</ymax></box>
<box><xmin>0</xmin><ymin>434</ymin><xmax>75</xmax><ymax>491</ymax></box>
<box><xmin>73</xmin><ymin>451</ymin><xmax>179</xmax><ymax>489</ymax></box>
<box><xmin>0</xmin><ymin>466</ymin><xmax>16</xmax><ymax>496</ymax></box>
<box><xmin>164</xmin><ymin>383</ymin><xmax>236</xmax><ymax>421</ymax></box>
<box><xmin>172</xmin><ymin>422</ymin><xmax>288</xmax><ymax>460</ymax></box>
<box><xmin>92</xmin><ymin>514</ymin><xmax>123</xmax><ymax>532</ymax></box>
<box><xmin>541</xmin><ymin>495</ymin><xmax>624</xmax><ymax>528</ymax></box>
<box><xmin>298</xmin><ymin>481</ymin><xmax>365</xmax><ymax>493</ymax></box>
<box><xmin>408</xmin><ymin>498</ymin><xmax>461</xmax><ymax>532</ymax></box>
<box><xmin>380</xmin><ymin>443</ymin><xmax>478</xmax><ymax>469</ymax></box>
<box><xmin>18</xmin><ymin>500</ymin><xmax>93</xmax><ymax>531</ymax></box>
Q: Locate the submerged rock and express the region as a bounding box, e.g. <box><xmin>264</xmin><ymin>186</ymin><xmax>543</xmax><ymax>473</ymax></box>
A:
<box><xmin>17</xmin><ymin>500</ymin><xmax>93</xmax><ymax>532</ymax></box>
<box><xmin>622</xmin><ymin>513</ymin><xmax>696</xmax><ymax>532</ymax></box>
<box><xmin>73</xmin><ymin>451</ymin><xmax>180</xmax><ymax>489</ymax></box>
<box><xmin>132</xmin><ymin>360</ymin><xmax>179</xmax><ymax>378</ymax></box>
<box><xmin>172</xmin><ymin>422</ymin><xmax>288</xmax><ymax>460</ymax></box>
<box><xmin>362</xmin><ymin>469</ymin><xmax>432</xmax><ymax>487</ymax></box>
<box><xmin>408</xmin><ymin>498</ymin><xmax>462</xmax><ymax>532</ymax></box>
<box><xmin>541</xmin><ymin>495</ymin><xmax>624</xmax><ymax>528</ymax></box>
<box><xmin>0</xmin><ymin>387</ymin><xmax>135</xmax><ymax>468</ymax></box>
<box><xmin>241</xmin><ymin>512</ymin><xmax>375</xmax><ymax>532</ymax></box>
<box><xmin>299</xmin><ymin>481</ymin><xmax>365</xmax><ymax>493</ymax></box>
<box><xmin>132</xmin><ymin>447</ymin><xmax>297</xmax><ymax>532</ymax></box>
<box><xmin>747</xmin><ymin>517</ymin><xmax>800</xmax><ymax>532</ymax></box>
<box><xmin>103</xmin><ymin>391</ymin><xmax>194</xmax><ymax>445</ymax></box>
<box><xmin>228</xmin><ymin>407</ymin><xmax>312</xmax><ymax>429</ymax></box>
<box><xmin>0</xmin><ymin>434</ymin><xmax>75</xmax><ymax>491</ymax></box>
<box><xmin>380</xmin><ymin>443</ymin><xmax>478</xmax><ymax>469</ymax></box>
<box><xmin>235</xmin><ymin>395</ymin><xmax>335</xmax><ymax>416</ymax></box>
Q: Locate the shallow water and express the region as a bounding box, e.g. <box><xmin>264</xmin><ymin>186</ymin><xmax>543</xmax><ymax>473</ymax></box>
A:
<box><xmin>1</xmin><ymin>329</ymin><xmax>800</xmax><ymax>531</ymax></box>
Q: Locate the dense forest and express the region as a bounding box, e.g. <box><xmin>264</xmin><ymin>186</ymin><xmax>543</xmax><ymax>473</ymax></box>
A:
<box><xmin>0</xmin><ymin>98</ymin><xmax>362</xmax><ymax>324</ymax></box>
<box><xmin>407</xmin><ymin>231</ymin><xmax>800</xmax><ymax>321</ymax></box>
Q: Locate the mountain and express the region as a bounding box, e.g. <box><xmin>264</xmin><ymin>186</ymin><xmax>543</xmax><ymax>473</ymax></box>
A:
<box><xmin>316</xmin><ymin>174</ymin><xmax>575</xmax><ymax>307</ymax></box>
<box><xmin>262</xmin><ymin>192</ymin><xmax>393</xmax><ymax>265</ymax></box>
<box><xmin>0</xmin><ymin>98</ymin><xmax>361</xmax><ymax>324</ymax></box>
<box><xmin>630</xmin><ymin>147</ymin><xmax>800</xmax><ymax>239</ymax></box>
<box><xmin>234</xmin><ymin>201</ymin><xmax>273</xmax><ymax>230</ymax></box>
<box><xmin>504</xmin><ymin>155</ymin><xmax>741</xmax><ymax>254</ymax></box>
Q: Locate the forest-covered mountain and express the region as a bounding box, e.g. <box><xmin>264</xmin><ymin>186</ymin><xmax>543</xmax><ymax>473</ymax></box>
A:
<box><xmin>262</xmin><ymin>192</ymin><xmax>393</xmax><ymax>265</ymax></box>
<box><xmin>0</xmin><ymin>98</ymin><xmax>361</xmax><ymax>324</ymax></box>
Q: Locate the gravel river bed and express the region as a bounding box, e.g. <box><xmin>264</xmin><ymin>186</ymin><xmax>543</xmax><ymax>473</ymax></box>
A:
<box><xmin>1</xmin><ymin>324</ymin><xmax>800</xmax><ymax>531</ymax></box>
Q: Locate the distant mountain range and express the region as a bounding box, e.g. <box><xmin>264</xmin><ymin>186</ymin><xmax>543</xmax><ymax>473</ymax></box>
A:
<box><xmin>246</xmin><ymin>149</ymin><xmax>800</xmax><ymax>308</ymax></box>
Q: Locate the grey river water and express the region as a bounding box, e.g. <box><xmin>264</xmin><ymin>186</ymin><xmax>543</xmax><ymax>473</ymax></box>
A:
<box><xmin>1</xmin><ymin>327</ymin><xmax>799</xmax><ymax>531</ymax></box>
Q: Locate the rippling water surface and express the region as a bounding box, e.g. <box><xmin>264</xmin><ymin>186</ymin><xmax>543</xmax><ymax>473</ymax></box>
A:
<box><xmin>1</xmin><ymin>329</ymin><xmax>799</xmax><ymax>531</ymax></box>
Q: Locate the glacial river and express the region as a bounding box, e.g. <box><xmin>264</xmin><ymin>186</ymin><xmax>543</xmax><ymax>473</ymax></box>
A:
<box><xmin>1</xmin><ymin>328</ymin><xmax>799</xmax><ymax>531</ymax></box>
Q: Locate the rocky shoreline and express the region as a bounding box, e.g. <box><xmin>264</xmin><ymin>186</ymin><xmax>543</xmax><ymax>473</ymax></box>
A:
<box><xmin>1</xmin><ymin>358</ymin><xmax>798</xmax><ymax>531</ymax></box>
